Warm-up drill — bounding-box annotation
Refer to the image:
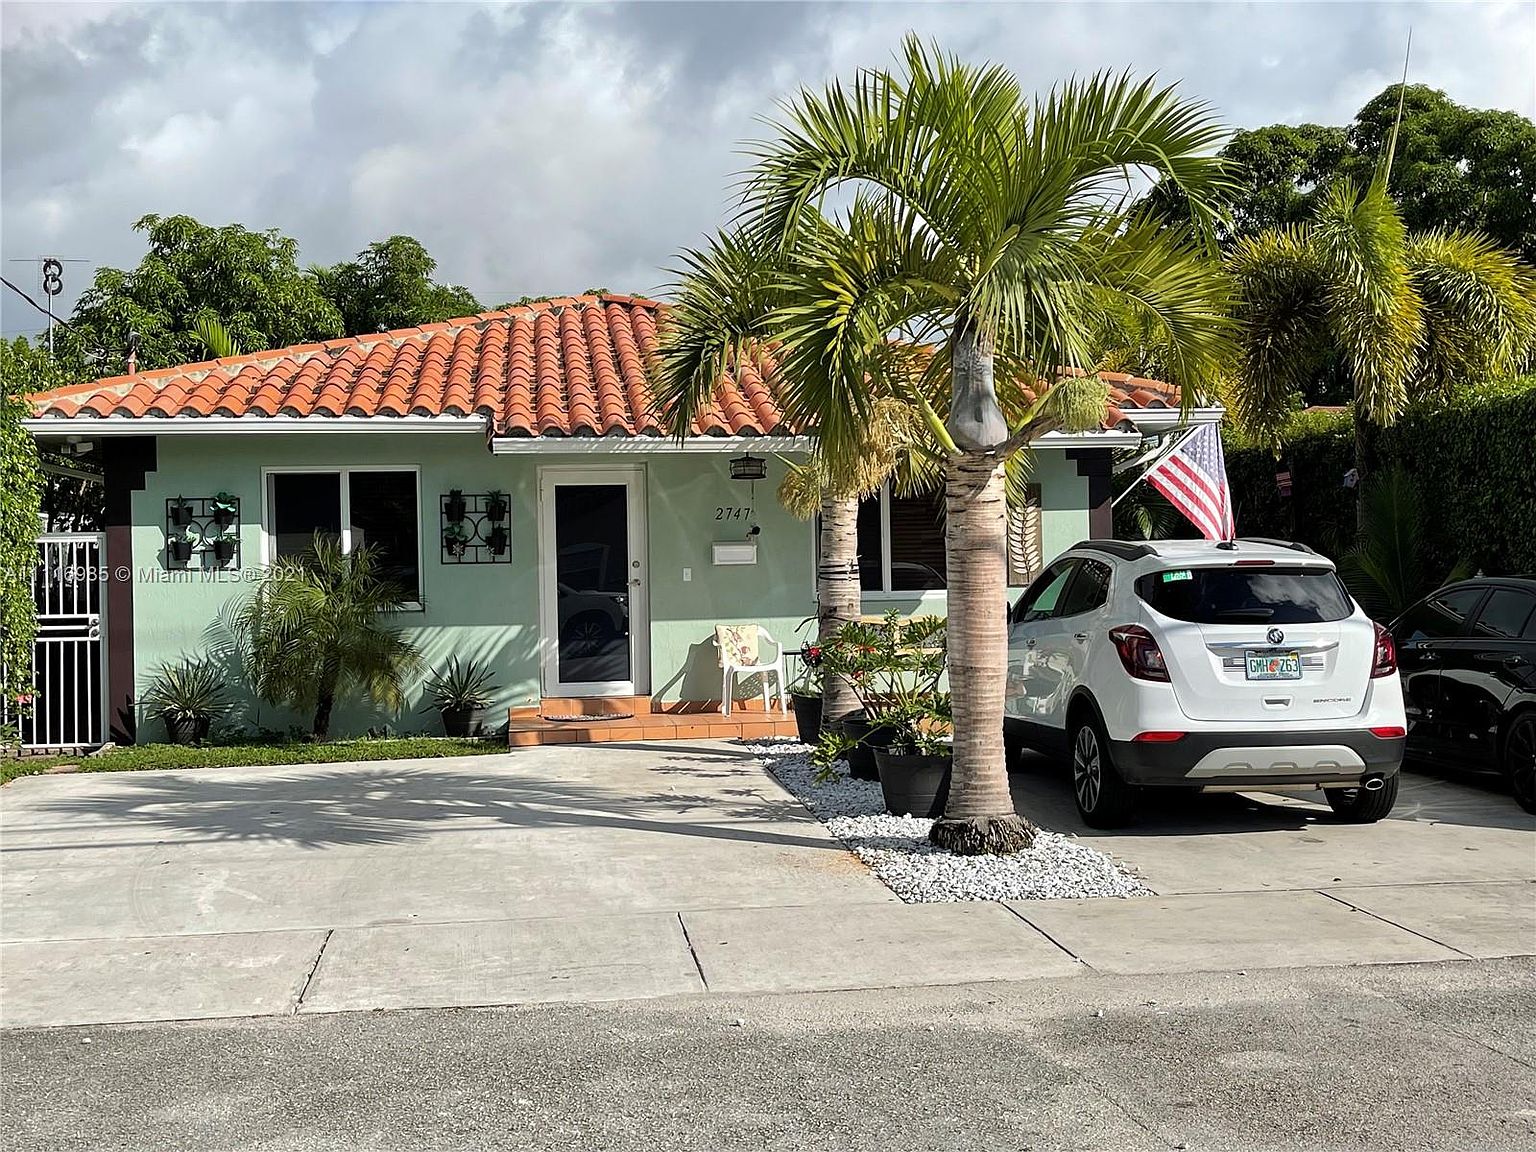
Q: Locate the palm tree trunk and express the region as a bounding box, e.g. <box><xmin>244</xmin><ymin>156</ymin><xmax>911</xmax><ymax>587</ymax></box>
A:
<box><xmin>817</xmin><ymin>494</ymin><xmax>861</xmax><ymax>731</ymax></box>
<box><xmin>931</xmin><ymin>318</ymin><xmax>1035</xmax><ymax>855</ymax></box>
<box><xmin>1353</xmin><ymin>397</ymin><xmax>1368</xmax><ymax>535</ymax></box>
<box><xmin>313</xmin><ymin>657</ymin><xmax>340</xmax><ymax>739</ymax></box>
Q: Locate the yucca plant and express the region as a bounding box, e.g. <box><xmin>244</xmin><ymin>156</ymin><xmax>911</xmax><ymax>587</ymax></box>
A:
<box><xmin>420</xmin><ymin>657</ymin><xmax>499</xmax><ymax>737</ymax></box>
<box><xmin>142</xmin><ymin>657</ymin><xmax>230</xmax><ymax>744</ymax></box>
<box><xmin>231</xmin><ymin>535</ymin><xmax>422</xmax><ymax>738</ymax></box>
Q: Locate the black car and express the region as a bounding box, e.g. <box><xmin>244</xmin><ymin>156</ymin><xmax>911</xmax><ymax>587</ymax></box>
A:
<box><xmin>1391</xmin><ymin>577</ymin><xmax>1536</xmax><ymax>813</ymax></box>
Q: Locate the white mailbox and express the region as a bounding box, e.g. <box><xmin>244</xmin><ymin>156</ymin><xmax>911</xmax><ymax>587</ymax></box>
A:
<box><xmin>711</xmin><ymin>542</ymin><xmax>758</xmax><ymax>566</ymax></box>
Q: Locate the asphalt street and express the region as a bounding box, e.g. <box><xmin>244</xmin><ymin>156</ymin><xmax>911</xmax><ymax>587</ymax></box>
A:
<box><xmin>4</xmin><ymin>958</ymin><xmax>1534</xmax><ymax>1152</ymax></box>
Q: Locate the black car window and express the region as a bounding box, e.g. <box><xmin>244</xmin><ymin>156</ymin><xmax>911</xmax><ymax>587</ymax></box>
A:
<box><xmin>1057</xmin><ymin>559</ymin><xmax>1112</xmax><ymax>618</ymax></box>
<box><xmin>1013</xmin><ymin>560</ymin><xmax>1076</xmax><ymax>624</ymax></box>
<box><xmin>1472</xmin><ymin>588</ymin><xmax>1536</xmax><ymax>640</ymax></box>
<box><xmin>1397</xmin><ymin>586</ymin><xmax>1485</xmax><ymax>642</ymax></box>
<box><xmin>1135</xmin><ymin>566</ymin><xmax>1353</xmax><ymax>624</ymax></box>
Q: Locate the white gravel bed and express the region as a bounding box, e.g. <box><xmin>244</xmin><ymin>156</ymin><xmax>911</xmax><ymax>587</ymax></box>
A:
<box><xmin>749</xmin><ymin>740</ymin><xmax>1151</xmax><ymax>902</ymax></box>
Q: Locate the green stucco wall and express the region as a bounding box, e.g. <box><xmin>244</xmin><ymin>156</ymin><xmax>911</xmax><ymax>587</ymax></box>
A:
<box><xmin>125</xmin><ymin>434</ymin><xmax>1090</xmax><ymax>740</ymax></box>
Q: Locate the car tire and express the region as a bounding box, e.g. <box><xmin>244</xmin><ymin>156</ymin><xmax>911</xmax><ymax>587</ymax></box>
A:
<box><xmin>1324</xmin><ymin>773</ymin><xmax>1400</xmax><ymax>823</ymax></box>
<box><xmin>1070</xmin><ymin>715</ymin><xmax>1137</xmax><ymax>828</ymax></box>
<box><xmin>1501</xmin><ymin>712</ymin><xmax>1536</xmax><ymax>815</ymax></box>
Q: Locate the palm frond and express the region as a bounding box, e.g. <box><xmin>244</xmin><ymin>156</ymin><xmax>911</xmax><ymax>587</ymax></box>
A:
<box><xmin>1406</xmin><ymin>228</ymin><xmax>1536</xmax><ymax>392</ymax></box>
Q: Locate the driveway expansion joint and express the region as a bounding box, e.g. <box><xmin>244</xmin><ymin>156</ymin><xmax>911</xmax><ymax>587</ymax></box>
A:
<box><xmin>1315</xmin><ymin>889</ymin><xmax>1478</xmax><ymax>960</ymax></box>
<box><xmin>676</xmin><ymin>913</ymin><xmax>710</xmax><ymax>991</ymax></box>
<box><xmin>294</xmin><ymin>928</ymin><xmax>335</xmax><ymax>1012</ymax></box>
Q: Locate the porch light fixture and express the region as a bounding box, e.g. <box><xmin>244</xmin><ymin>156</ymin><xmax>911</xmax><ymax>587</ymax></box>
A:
<box><xmin>729</xmin><ymin>453</ymin><xmax>767</xmax><ymax>482</ymax></box>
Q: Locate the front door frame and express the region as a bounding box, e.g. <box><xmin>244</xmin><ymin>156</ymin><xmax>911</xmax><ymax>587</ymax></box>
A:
<box><xmin>537</xmin><ymin>464</ymin><xmax>650</xmax><ymax>697</ymax></box>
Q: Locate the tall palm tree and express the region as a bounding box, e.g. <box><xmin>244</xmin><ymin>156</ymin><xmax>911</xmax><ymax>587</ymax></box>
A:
<box><xmin>1226</xmin><ymin>174</ymin><xmax>1536</xmax><ymax>524</ymax></box>
<box><xmin>724</xmin><ymin>39</ymin><xmax>1237</xmax><ymax>854</ymax></box>
<box><xmin>656</xmin><ymin>227</ymin><xmax>916</xmax><ymax>733</ymax></box>
<box><xmin>232</xmin><ymin>535</ymin><xmax>422</xmax><ymax>737</ymax></box>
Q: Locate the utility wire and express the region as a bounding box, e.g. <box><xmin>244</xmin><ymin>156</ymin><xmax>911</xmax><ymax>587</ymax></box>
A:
<box><xmin>0</xmin><ymin>275</ymin><xmax>75</xmax><ymax>330</ymax></box>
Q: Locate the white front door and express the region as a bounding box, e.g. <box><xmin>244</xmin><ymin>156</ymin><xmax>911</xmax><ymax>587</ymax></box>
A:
<box><xmin>538</xmin><ymin>466</ymin><xmax>649</xmax><ymax>697</ymax></box>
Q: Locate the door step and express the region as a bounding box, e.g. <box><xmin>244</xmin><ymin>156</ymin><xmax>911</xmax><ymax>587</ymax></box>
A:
<box><xmin>506</xmin><ymin>699</ymin><xmax>796</xmax><ymax>747</ymax></box>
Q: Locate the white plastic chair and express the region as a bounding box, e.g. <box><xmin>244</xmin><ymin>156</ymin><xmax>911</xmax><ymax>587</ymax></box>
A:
<box><xmin>714</xmin><ymin>624</ymin><xmax>789</xmax><ymax>716</ymax></box>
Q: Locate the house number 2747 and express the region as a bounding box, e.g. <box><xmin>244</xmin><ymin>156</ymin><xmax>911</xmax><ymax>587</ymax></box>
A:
<box><xmin>714</xmin><ymin>506</ymin><xmax>752</xmax><ymax>521</ymax></box>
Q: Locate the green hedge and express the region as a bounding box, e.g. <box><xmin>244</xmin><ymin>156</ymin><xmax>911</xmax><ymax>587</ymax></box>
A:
<box><xmin>1226</xmin><ymin>376</ymin><xmax>1536</xmax><ymax>574</ymax></box>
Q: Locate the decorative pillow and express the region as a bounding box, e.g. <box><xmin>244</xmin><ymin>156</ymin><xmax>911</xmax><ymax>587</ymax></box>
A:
<box><xmin>715</xmin><ymin>624</ymin><xmax>760</xmax><ymax>667</ymax></box>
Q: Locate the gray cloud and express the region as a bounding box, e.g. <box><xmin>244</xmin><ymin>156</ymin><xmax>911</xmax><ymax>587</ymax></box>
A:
<box><xmin>3</xmin><ymin>1</ymin><xmax>1533</xmax><ymax>341</ymax></box>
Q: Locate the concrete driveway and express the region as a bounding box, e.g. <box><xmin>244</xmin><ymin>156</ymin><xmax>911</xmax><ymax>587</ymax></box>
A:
<box><xmin>2</xmin><ymin>740</ymin><xmax>1532</xmax><ymax>1028</ymax></box>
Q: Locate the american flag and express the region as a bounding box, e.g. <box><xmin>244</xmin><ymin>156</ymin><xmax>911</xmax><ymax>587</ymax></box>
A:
<box><xmin>1145</xmin><ymin>424</ymin><xmax>1235</xmax><ymax>541</ymax></box>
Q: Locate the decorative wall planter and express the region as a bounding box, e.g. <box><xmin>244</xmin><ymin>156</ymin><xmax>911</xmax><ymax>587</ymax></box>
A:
<box><xmin>163</xmin><ymin>496</ymin><xmax>242</xmax><ymax>569</ymax></box>
<box><xmin>438</xmin><ymin>492</ymin><xmax>513</xmax><ymax>564</ymax></box>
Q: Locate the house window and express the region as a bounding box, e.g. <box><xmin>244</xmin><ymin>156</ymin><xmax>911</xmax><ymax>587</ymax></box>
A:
<box><xmin>850</xmin><ymin>482</ymin><xmax>1043</xmax><ymax>593</ymax></box>
<box><xmin>856</xmin><ymin>486</ymin><xmax>947</xmax><ymax>593</ymax></box>
<box><xmin>265</xmin><ymin>468</ymin><xmax>421</xmax><ymax>604</ymax></box>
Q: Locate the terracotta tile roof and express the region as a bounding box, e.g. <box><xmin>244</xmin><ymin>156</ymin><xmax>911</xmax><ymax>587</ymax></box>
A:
<box><xmin>28</xmin><ymin>294</ymin><xmax>1183</xmax><ymax>438</ymax></box>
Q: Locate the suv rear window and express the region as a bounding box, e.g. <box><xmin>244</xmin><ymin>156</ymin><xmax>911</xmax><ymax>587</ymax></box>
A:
<box><xmin>1135</xmin><ymin>566</ymin><xmax>1354</xmax><ymax>624</ymax></box>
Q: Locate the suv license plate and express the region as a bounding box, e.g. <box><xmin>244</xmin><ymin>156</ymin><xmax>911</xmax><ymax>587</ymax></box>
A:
<box><xmin>1245</xmin><ymin>651</ymin><xmax>1301</xmax><ymax>681</ymax></box>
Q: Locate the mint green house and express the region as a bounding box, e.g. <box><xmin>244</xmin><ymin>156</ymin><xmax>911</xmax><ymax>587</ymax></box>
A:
<box><xmin>23</xmin><ymin>295</ymin><xmax>1207</xmax><ymax>746</ymax></box>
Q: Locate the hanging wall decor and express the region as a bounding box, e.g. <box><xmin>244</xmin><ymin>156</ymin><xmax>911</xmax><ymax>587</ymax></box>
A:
<box><xmin>439</xmin><ymin>491</ymin><xmax>512</xmax><ymax>565</ymax></box>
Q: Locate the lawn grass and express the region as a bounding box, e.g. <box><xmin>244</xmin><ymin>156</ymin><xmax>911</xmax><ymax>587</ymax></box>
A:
<box><xmin>1</xmin><ymin>735</ymin><xmax>507</xmax><ymax>785</ymax></box>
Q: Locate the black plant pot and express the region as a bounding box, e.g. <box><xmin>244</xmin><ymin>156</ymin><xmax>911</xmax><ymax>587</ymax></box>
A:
<box><xmin>212</xmin><ymin>538</ymin><xmax>236</xmax><ymax>564</ymax></box>
<box><xmin>839</xmin><ymin>715</ymin><xmax>897</xmax><ymax>781</ymax></box>
<box><xmin>873</xmin><ymin>748</ymin><xmax>952</xmax><ymax>818</ymax></box>
<box><xmin>212</xmin><ymin>507</ymin><xmax>236</xmax><ymax>527</ymax></box>
<box><xmin>441</xmin><ymin>705</ymin><xmax>486</xmax><ymax>738</ymax></box>
<box><xmin>165</xmin><ymin>716</ymin><xmax>210</xmax><ymax>745</ymax></box>
<box><xmin>445</xmin><ymin>495</ymin><xmax>467</xmax><ymax>523</ymax></box>
<box><xmin>168</xmin><ymin>539</ymin><xmax>194</xmax><ymax>564</ymax></box>
<box><xmin>488</xmin><ymin>527</ymin><xmax>509</xmax><ymax>556</ymax></box>
<box><xmin>790</xmin><ymin>692</ymin><xmax>822</xmax><ymax>745</ymax></box>
<box><xmin>485</xmin><ymin>497</ymin><xmax>508</xmax><ymax>522</ymax></box>
<box><xmin>170</xmin><ymin>503</ymin><xmax>194</xmax><ymax>528</ymax></box>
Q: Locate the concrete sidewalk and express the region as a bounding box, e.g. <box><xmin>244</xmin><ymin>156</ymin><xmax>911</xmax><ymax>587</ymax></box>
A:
<box><xmin>2</xmin><ymin>742</ymin><xmax>1533</xmax><ymax>1028</ymax></box>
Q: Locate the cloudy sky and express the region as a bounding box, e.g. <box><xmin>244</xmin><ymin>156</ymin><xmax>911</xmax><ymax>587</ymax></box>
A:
<box><xmin>3</xmin><ymin>0</ymin><xmax>1533</xmax><ymax>341</ymax></box>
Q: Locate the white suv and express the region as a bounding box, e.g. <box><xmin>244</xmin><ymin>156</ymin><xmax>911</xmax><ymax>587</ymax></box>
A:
<box><xmin>1004</xmin><ymin>538</ymin><xmax>1407</xmax><ymax>827</ymax></box>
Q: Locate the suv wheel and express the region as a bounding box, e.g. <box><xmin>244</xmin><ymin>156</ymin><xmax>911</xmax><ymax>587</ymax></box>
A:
<box><xmin>1324</xmin><ymin>773</ymin><xmax>1399</xmax><ymax>823</ymax></box>
<box><xmin>1071</xmin><ymin>716</ymin><xmax>1137</xmax><ymax>828</ymax></box>
<box><xmin>1502</xmin><ymin>713</ymin><xmax>1536</xmax><ymax>815</ymax></box>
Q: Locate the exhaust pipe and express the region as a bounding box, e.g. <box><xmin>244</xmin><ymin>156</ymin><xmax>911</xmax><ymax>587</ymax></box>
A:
<box><xmin>1361</xmin><ymin>774</ymin><xmax>1386</xmax><ymax>792</ymax></box>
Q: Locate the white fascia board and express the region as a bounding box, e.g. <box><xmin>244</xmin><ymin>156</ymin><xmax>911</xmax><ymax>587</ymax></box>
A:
<box><xmin>24</xmin><ymin>415</ymin><xmax>490</xmax><ymax>437</ymax></box>
<box><xmin>1119</xmin><ymin>407</ymin><xmax>1226</xmax><ymax>430</ymax></box>
<box><xmin>490</xmin><ymin>435</ymin><xmax>815</xmax><ymax>455</ymax></box>
<box><xmin>1029</xmin><ymin>430</ymin><xmax>1145</xmax><ymax>448</ymax></box>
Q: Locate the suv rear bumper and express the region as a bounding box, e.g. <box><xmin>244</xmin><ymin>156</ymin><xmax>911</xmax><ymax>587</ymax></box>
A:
<box><xmin>1109</xmin><ymin>728</ymin><xmax>1404</xmax><ymax>788</ymax></box>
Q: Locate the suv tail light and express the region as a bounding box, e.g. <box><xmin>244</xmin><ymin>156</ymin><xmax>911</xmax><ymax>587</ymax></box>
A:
<box><xmin>1371</xmin><ymin>622</ymin><xmax>1397</xmax><ymax>678</ymax></box>
<box><xmin>1109</xmin><ymin>624</ymin><xmax>1170</xmax><ymax>682</ymax></box>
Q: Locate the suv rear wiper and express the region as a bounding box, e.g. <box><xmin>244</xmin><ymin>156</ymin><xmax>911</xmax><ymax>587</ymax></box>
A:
<box><xmin>1213</xmin><ymin>608</ymin><xmax>1276</xmax><ymax>621</ymax></box>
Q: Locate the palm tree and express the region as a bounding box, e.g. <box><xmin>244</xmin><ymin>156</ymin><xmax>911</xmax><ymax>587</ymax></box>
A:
<box><xmin>656</xmin><ymin>228</ymin><xmax>914</xmax><ymax>733</ymax></box>
<box><xmin>730</xmin><ymin>39</ymin><xmax>1237</xmax><ymax>854</ymax></box>
<box><xmin>1226</xmin><ymin>174</ymin><xmax>1536</xmax><ymax>525</ymax></box>
<box><xmin>232</xmin><ymin>535</ymin><xmax>422</xmax><ymax>737</ymax></box>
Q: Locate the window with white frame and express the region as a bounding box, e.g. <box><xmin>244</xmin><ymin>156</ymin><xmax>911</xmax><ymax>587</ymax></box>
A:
<box><xmin>848</xmin><ymin>482</ymin><xmax>1043</xmax><ymax>594</ymax></box>
<box><xmin>265</xmin><ymin>468</ymin><xmax>421</xmax><ymax>603</ymax></box>
<box><xmin>856</xmin><ymin>486</ymin><xmax>947</xmax><ymax>593</ymax></box>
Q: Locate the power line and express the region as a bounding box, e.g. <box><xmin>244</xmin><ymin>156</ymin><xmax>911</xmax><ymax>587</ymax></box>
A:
<box><xmin>0</xmin><ymin>275</ymin><xmax>72</xmax><ymax>327</ymax></box>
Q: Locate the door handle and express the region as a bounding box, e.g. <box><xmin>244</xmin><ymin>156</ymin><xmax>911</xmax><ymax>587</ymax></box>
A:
<box><xmin>1026</xmin><ymin>638</ymin><xmax>1037</xmax><ymax>649</ymax></box>
<box><xmin>1074</xmin><ymin>632</ymin><xmax>1089</xmax><ymax>643</ymax></box>
<box><xmin>1505</xmin><ymin>654</ymin><xmax>1527</xmax><ymax>668</ymax></box>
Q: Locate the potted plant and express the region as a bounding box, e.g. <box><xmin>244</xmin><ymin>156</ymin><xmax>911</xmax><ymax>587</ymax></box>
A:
<box><xmin>211</xmin><ymin>530</ymin><xmax>237</xmax><ymax>565</ymax></box>
<box><xmin>445</xmin><ymin>489</ymin><xmax>467</xmax><ymax>523</ymax></box>
<box><xmin>870</xmin><ymin>693</ymin><xmax>953</xmax><ymax>818</ymax></box>
<box><xmin>487</xmin><ymin>524</ymin><xmax>509</xmax><ymax>557</ymax></box>
<box><xmin>142</xmin><ymin>656</ymin><xmax>230</xmax><ymax>744</ymax></box>
<box><xmin>168</xmin><ymin>528</ymin><xmax>196</xmax><ymax>564</ymax></box>
<box><xmin>170</xmin><ymin>497</ymin><xmax>194</xmax><ymax>528</ymax></box>
<box><xmin>812</xmin><ymin>613</ymin><xmax>947</xmax><ymax>783</ymax></box>
<box><xmin>787</xmin><ymin>642</ymin><xmax>825</xmax><ymax>745</ymax></box>
<box><xmin>211</xmin><ymin>491</ymin><xmax>238</xmax><ymax>526</ymax></box>
<box><xmin>443</xmin><ymin>520</ymin><xmax>470</xmax><ymax>558</ymax></box>
<box><xmin>421</xmin><ymin>656</ymin><xmax>499</xmax><ymax>737</ymax></box>
<box><xmin>485</xmin><ymin>489</ymin><xmax>509</xmax><ymax>522</ymax></box>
